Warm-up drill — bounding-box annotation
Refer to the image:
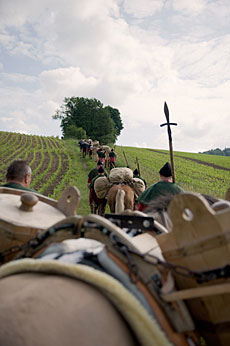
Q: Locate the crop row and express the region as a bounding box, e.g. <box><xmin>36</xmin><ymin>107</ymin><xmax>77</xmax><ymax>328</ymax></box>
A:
<box><xmin>157</xmin><ymin>149</ymin><xmax>230</xmax><ymax>169</ymax></box>
<box><xmin>0</xmin><ymin>132</ymin><xmax>229</xmax><ymax>209</ymax></box>
<box><xmin>115</xmin><ymin>146</ymin><xmax>229</xmax><ymax>199</ymax></box>
<box><xmin>0</xmin><ymin>131</ymin><xmax>72</xmax><ymax>198</ymax></box>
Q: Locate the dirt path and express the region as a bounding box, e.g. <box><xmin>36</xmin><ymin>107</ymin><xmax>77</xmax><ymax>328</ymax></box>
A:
<box><xmin>80</xmin><ymin>155</ymin><xmax>89</xmax><ymax>171</ymax></box>
<box><xmin>148</xmin><ymin>149</ymin><xmax>230</xmax><ymax>172</ymax></box>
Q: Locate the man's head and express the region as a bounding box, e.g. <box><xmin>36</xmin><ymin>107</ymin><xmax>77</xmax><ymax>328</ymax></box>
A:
<box><xmin>6</xmin><ymin>159</ymin><xmax>32</xmax><ymax>187</ymax></box>
<box><xmin>133</xmin><ymin>168</ymin><xmax>139</xmax><ymax>176</ymax></box>
<box><xmin>97</xmin><ymin>166</ymin><xmax>104</xmax><ymax>175</ymax></box>
<box><xmin>97</xmin><ymin>160</ymin><xmax>102</xmax><ymax>169</ymax></box>
<box><xmin>159</xmin><ymin>162</ymin><xmax>172</xmax><ymax>182</ymax></box>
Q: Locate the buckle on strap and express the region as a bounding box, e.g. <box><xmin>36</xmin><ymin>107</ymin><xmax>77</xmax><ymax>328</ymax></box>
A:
<box><xmin>120</xmin><ymin>245</ymin><xmax>139</xmax><ymax>283</ymax></box>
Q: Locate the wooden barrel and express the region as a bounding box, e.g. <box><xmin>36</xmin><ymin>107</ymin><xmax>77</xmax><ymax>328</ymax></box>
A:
<box><xmin>156</xmin><ymin>193</ymin><xmax>230</xmax><ymax>346</ymax></box>
<box><xmin>0</xmin><ymin>186</ymin><xmax>80</xmax><ymax>263</ymax></box>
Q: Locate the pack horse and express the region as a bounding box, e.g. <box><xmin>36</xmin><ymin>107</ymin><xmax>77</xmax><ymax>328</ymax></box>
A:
<box><xmin>107</xmin><ymin>184</ymin><xmax>135</xmax><ymax>213</ymax></box>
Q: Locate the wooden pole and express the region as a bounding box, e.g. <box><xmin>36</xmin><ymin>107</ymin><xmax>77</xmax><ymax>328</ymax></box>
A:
<box><xmin>169</xmin><ymin>139</ymin><xmax>176</xmax><ymax>184</ymax></box>
<box><xmin>135</xmin><ymin>156</ymin><xmax>141</xmax><ymax>176</ymax></box>
<box><xmin>121</xmin><ymin>145</ymin><xmax>129</xmax><ymax>167</ymax></box>
<box><xmin>161</xmin><ymin>283</ymin><xmax>230</xmax><ymax>302</ymax></box>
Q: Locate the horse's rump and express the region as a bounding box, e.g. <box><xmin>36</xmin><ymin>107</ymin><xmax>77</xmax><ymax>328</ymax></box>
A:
<box><xmin>0</xmin><ymin>272</ymin><xmax>138</xmax><ymax>346</ymax></box>
<box><xmin>0</xmin><ymin>252</ymin><xmax>173</xmax><ymax>346</ymax></box>
<box><xmin>107</xmin><ymin>184</ymin><xmax>134</xmax><ymax>213</ymax></box>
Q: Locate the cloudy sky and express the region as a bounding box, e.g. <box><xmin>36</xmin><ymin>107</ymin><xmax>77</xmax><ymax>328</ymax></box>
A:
<box><xmin>0</xmin><ymin>0</ymin><xmax>230</xmax><ymax>153</ymax></box>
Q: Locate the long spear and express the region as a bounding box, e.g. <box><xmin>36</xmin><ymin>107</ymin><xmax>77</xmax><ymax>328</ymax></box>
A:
<box><xmin>135</xmin><ymin>156</ymin><xmax>141</xmax><ymax>176</ymax></box>
<box><xmin>121</xmin><ymin>145</ymin><xmax>130</xmax><ymax>167</ymax></box>
<box><xmin>160</xmin><ymin>102</ymin><xmax>177</xmax><ymax>183</ymax></box>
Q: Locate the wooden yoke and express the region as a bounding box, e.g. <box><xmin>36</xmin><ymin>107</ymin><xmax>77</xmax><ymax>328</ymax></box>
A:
<box><xmin>156</xmin><ymin>192</ymin><xmax>230</xmax><ymax>346</ymax></box>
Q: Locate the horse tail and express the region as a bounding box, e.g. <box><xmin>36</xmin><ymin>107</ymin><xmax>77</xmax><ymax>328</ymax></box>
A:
<box><xmin>115</xmin><ymin>188</ymin><xmax>125</xmax><ymax>213</ymax></box>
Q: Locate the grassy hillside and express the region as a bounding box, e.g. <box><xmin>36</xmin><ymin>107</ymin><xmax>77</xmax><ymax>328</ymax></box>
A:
<box><xmin>114</xmin><ymin>146</ymin><xmax>230</xmax><ymax>198</ymax></box>
<box><xmin>0</xmin><ymin>131</ymin><xmax>229</xmax><ymax>215</ymax></box>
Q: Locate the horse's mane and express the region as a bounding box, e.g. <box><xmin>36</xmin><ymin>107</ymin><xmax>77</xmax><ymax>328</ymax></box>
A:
<box><xmin>145</xmin><ymin>194</ymin><xmax>174</xmax><ymax>213</ymax></box>
<box><xmin>145</xmin><ymin>193</ymin><xmax>219</xmax><ymax>214</ymax></box>
<box><xmin>144</xmin><ymin>193</ymin><xmax>221</xmax><ymax>232</ymax></box>
<box><xmin>201</xmin><ymin>194</ymin><xmax>219</xmax><ymax>205</ymax></box>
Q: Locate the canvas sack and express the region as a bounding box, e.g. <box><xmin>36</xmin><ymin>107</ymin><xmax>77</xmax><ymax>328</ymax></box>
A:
<box><xmin>109</xmin><ymin>168</ymin><xmax>133</xmax><ymax>183</ymax></box>
<box><xmin>132</xmin><ymin>178</ymin><xmax>146</xmax><ymax>197</ymax></box>
<box><xmin>94</xmin><ymin>177</ymin><xmax>110</xmax><ymax>198</ymax></box>
<box><xmin>100</xmin><ymin>145</ymin><xmax>111</xmax><ymax>152</ymax></box>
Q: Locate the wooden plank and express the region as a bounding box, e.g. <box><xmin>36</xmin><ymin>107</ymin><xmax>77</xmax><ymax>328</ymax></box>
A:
<box><xmin>161</xmin><ymin>230</ymin><xmax>230</xmax><ymax>260</ymax></box>
<box><xmin>162</xmin><ymin>283</ymin><xmax>230</xmax><ymax>302</ymax></box>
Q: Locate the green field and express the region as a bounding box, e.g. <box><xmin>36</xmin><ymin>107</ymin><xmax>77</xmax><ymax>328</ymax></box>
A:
<box><xmin>0</xmin><ymin>131</ymin><xmax>229</xmax><ymax>215</ymax></box>
<box><xmin>114</xmin><ymin>146</ymin><xmax>229</xmax><ymax>198</ymax></box>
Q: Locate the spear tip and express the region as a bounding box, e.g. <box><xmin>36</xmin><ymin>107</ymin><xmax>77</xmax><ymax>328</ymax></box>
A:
<box><xmin>164</xmin><ymin>102</ymin><xmax>169</xmax><ymax>120</ymax></box>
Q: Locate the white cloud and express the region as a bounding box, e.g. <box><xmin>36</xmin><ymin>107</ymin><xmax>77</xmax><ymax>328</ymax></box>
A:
<box><xmin>0</xmin><ymin>72</ymin><xmax>37</xmax><ymax>83</ymax></box>
<box><xmin>122</xmin><ymin>0</ymin><xmax>163</xmax><ymax>18</ymax></box>
<box><xmin>39</xmin><ymin>67</ymin><xmax>99</xmax><ymax>101</ymax></box>
<box><xmin>0</xmin><ymin>31</ymin><xmax>15</xmax><ymax>48</ymax></box>
<box><xmin>171</xmin><ymin>36</ymin><xmax>230</xmax><ymax>87</ymax></box>
<box><xmin>0</xmin><ymin>0</ymin><xmax>229</xmax><ymax>152</ymax></box>
<box><xmin>172</xmin><ymin>0</ymin><xmax>207</xmax><ymax>15</ymax></box>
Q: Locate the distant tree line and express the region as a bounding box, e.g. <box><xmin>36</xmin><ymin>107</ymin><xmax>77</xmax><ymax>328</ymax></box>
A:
<box><xmin>199</xmin><ymin>148</ymin><xmax>230</xmax><ymax>156</ymax></box>
<box><xmin>53</xmin><ymin>97</ymin><xmax>123</xmax><ymax>144</ymax></box>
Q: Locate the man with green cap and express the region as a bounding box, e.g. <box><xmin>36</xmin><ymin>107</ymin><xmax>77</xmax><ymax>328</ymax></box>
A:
<box><xmin>136</xmin><ymin>162</ymin><xmax>184</xmax><ymax>212</ymax></box>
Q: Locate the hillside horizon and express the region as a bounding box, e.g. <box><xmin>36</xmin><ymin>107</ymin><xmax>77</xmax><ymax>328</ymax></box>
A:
<box><xmin>0</xmin><ymin>131</ymin><xmax>229</xmax><ymax>215</ymax></box>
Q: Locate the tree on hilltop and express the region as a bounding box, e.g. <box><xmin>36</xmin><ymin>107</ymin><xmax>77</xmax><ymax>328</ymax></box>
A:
<box><xmin>105</xmin><ymin>106</ymin><xmax>124</xmax><ymax>138</ymax></box>
<box><xmin>53</xmin><ymin>97</ymin><xmax>123</xmax><ymax>144</ymax></box>
<box><xmin>64</xmin><ymin>124</ymin><xmax>86</xmax><ymax>139</ymax></box>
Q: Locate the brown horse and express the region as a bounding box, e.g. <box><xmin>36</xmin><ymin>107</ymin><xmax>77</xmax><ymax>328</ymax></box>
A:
<box><xmin>107</xmin><ymin>184</ymin><xmax>135</xmax><ymax>213</ymax></box>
